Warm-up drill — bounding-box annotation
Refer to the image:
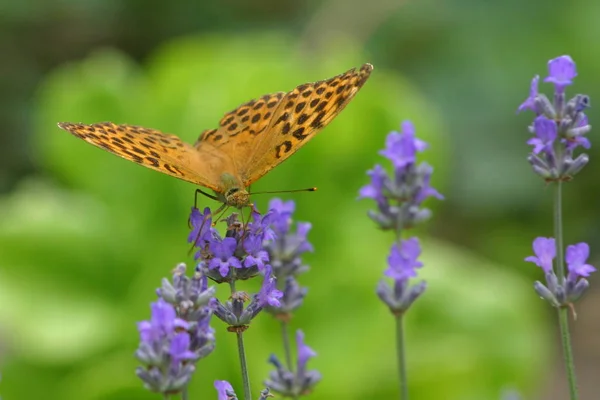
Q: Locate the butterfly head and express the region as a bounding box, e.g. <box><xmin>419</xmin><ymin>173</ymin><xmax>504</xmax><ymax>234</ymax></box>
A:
<box><xmin>220</xmin><ymin>173</ymin><xmax>251</xmax><ymax>209</ymax></box>
<box><xmin>224</xmin><ymin>187</ymin><xmax>250</xmax><ymax>209</ymax></box>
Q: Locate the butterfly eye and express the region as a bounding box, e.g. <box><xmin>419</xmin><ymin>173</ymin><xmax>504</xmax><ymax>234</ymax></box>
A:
<box><xmin>225</xmin><ymin>187</ymin><xmax>240</xmax><ymax>197</ymax></box>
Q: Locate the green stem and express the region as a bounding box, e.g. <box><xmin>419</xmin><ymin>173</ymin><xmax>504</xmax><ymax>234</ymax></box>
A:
<box><xmin>281</xmin><ymin>320</ymin><xmax>294</xmax><ymax>371</ymax></box>
<box><xmin>395</xmin><ymin>314</ymin><xmax>408</xmax><ymax>400</ymax></box>
<box><xmin>554</xmin><ymin>182</ymin><xmax>565</xmax><ymax>282</ymax></box>
<box><xmin>280</xmin><ymin>320</ymin><xmax>299</xmax><ymax>400</ymax></box>
<box><xmin>181</xmin><ymin>387</ymin><xmax>188</xmax><ymax>400</ymax></box>
<box><xmin>554</xmin><ymin>181</ymin><xmax>579</xmax><ymax>400</ymax></box>
<box><xmin>237</xmin><ymin>331</ymin><xmax>252</xmax><ymax>400</ymax></box>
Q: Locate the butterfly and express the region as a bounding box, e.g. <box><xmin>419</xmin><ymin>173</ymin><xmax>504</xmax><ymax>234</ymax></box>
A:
<box><xmin>58</xmin><ymin>63</ymin><xmax>373</xmax><ymax>209</ymax></box>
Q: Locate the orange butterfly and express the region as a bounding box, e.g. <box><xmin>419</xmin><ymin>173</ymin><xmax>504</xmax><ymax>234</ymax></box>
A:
<box><xmin>58</xmin><ymin>63</ymin><xmax>373</xmax><ymax>208</ymax></box>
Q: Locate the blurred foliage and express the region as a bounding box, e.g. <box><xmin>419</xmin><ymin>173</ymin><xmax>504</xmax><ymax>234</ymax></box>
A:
<box><xmin>3</xmin><ymin>0</ymin><xmax>599</xmax><ymax>398</ymax></box>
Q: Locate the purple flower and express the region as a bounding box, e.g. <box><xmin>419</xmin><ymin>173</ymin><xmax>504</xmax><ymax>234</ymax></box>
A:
<box><xmin>265</xmin><ymin>330</ymin><xmax>321</xmax><ymax>397</ymax></box>
<box><xmin>566</xmin><ymin>242</ymin><xmax>596</xmax><ymax>280</ymax></box>
<box><xmin>379</xmin><ymin>121</ymin><xmax>427</xmax><ymax>168</ymax></box>
<box><xmin>215</xmin><ymin>380</ymin><xmax>235</xmax><ymax>400</ymax></box>
<box><xmin>528</xmin><ymin>116</ymin><xmax>557</xmax><ymax>154</ymax></box>
<box><xmin>359</xmin><ymin>120</ymin><xmax>442</xmax><ymax>232</ymax></box>
<box><xmin>269</xmin><ymin>198</ymin><xmax>295</xmax><ymax>233</ymax></box>
<box><xmin>243</xmin><ymin>235</ymin><xmax>270</xmax><ymax>271</ymax></box>
<box><xmin>247</xmin><ymin>211</ymin><xmax>276</xmax><ymax>242</ymax></box>
<box><xmin>518</xmin><ymin>75</ymin><xmax>540</xmax><ymax>113</ymax></box>
<box><xmin>525</xmin><ymin>237</ymin><xmax>556</xmax><ymax>274</ymax></box>
<box><xmin>187</xmin><ymin>207</ymin><xmax>213</xmax><ymax>246</ymax></box>
<box><xmin>414</xmin><ymin>163</ymin><xmax>444</xmax><ymax>203</ymax></box>
<box><xmin>169</xmin><ymin>333</ymin><xmax>196</xmax><ymax>366</ymax></box>
<box><xmin>208</xmin><ymin>237</ymin><xmax>242</xmax><ymax>277</ymax></box>
<box><xmin>138</xmin><ymin>299</ymin><xmax>189</xmax><ymax>344</ymax></box>
<box><xmin>519</xmin><ymin>55</ymin><xmax>590</xmax><ymax>181</ymax></box>
<box><xmin>135</xmin><ymin>299</ymin><xmax>198</xmax><ymax>394</ymax></box>
<box><xmin>544</xmin><ymin>55</ymin><xmax>577</xmax><ymax>94</ymax></box>
<box><xmin>358</xmin><ymin>164</ymin><xmax>387</xmax><ymax>202</ymax></box>
<box><xmin>385</xmin><ymin>238</ymin><xmax>423</xmax><ymax>282</ymax></box>
<box><xmin>257</xmin><ymin>266</ymin><xmax>283</xmax><ymax>307</ymax></box>
<box><xmin>296</xmin><ymin>330</ymin><xmax>316</xmax><ymax>376</ymax></box>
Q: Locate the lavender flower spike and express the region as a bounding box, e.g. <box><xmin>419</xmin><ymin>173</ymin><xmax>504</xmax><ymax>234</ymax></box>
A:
<box><xmin>135</xmin><ymin>299</ymin><xmax>197</xmax><ymax>394</ymax></box>
<box><xmin>265</xmin><ymin>330</ymin><xmax>321</xmax><ymax>397</ymax></box>
<box><xmin>359</xmin><ymin>121</ymin><xmax>443</xmax><ymax>232</ymax></box>
<box><xmin>377</xmin><ymin>237</ymin><xmax>427</xmax><ymax>314</ymax></box>
<box><xmin>263</xmin><ymin>198</ymin><xmax>312</xmax><ymax>318</ymax></box>
<box><xmin>520</xmin><ymin>55</ymin><xmax>591</xmax><ymax>181</ymax></box>
<box><xmin>525</xmin><ymin>237</ymin><xmax>595</xmax><ymax>306</ymax></box>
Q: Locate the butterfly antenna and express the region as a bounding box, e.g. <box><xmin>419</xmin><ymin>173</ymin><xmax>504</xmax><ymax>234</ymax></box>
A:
<box><xmin>251</xmin><ymin>187</ymin><xmax>317</xmax><ymax>195</ymax></box>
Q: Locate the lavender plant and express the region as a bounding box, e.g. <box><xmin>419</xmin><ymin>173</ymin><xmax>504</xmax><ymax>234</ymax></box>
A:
<box><xmin>359</xmin><ymin>121</ymin><xmax>443</xmax><ymax>399</ymax></box>
<box><xmin>260</xmin><ymin>198</ymin><xmax>320</xmax><ymax>399</ymax></box>
<box><xmin>518</xmin><ymin>55</ymin><xmax>594</xmax><ymax>400</ymax></box>
<box><xmin>136</xmin><ymin>199</ymin><xmax>319</xmax><ymax>400</ymax></box>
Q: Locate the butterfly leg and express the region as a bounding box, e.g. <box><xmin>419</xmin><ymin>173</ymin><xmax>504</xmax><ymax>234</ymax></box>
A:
<box><xmin>194</xmin><ymin>188</ymin><xmax>220</xmax><ymax>208</ymax></box>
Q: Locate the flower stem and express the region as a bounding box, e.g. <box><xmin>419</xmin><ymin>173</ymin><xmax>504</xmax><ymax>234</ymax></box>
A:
<box><xmin>280</xmin><ymin>320</ymin><xmax>299</xmax><ymax>400</ymax></box>
<box><xmin>554</xmin><ymin>181</ymin><xmax>579</xmax><ymax>400</ymax></box>
<box><xmin>281</xmin><ymin>320</ymin><xmax>294</xmax><ymax>371</ymax></box>
<box><xmin>237</xmin><ymin>331</ymin><xmax>252</xmax><ymax>400</ymax></box>
<box><xmin>181</xmin><ymin>387</ymin><xmax>188</xmax><ymax>400</ymax></box>
<box><xmin>395</xmin><ymin>314</ymin><xmax>408</xmax><ymax>400</ymax></box>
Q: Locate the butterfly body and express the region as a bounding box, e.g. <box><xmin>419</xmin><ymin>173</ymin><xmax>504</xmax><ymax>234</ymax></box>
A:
<box><xmin>58</xmin><ymin>63</ymin><xmax>373</xmax><ymax>208</ymax></box>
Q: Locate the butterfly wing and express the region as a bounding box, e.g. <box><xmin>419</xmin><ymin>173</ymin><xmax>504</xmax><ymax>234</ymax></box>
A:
<box><xmin>193</xmin><ymin>92</ymin><xmax>286</xmax><ymax>180</ymax></box>
<box><xmin>193</xmin><ymin>64</ymin><xmax>373</xmax><ymax>188</ymax></box>
<box><xmin>58</xmin><ymin>121</ymin><xmax>232</xmax><ymax>192</ymax></box>
<box><xmin>241</xmin><ymin>63</ymin><xmax>373</xmax><ymax>185</ymax></box>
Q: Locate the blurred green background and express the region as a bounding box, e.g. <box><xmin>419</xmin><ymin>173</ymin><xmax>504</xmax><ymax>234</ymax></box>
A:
<box><xmin>1</xmin><ymin>0</ymin><xmax>599</xmax><ymax>399</ymax></box>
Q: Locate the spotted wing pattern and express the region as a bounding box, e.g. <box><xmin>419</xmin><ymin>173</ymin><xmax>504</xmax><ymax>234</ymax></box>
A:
<box><xmin>57</xmin><ymin>121</ymin><xmax>232</xmax><ymax>192</ymax></box>
<box><xmin>243</xmin><ymin>63</ymin><xmax>372</xmax><ymax>185</ymax></box>
<box><xmin>193</xmin><ymin>63</ymin><xmax>373</xmax><ymax>187</ymax></box>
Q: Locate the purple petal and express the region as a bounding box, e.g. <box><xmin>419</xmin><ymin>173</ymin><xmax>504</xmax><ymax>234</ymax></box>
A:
<box><xmin>525</xmin><ymin>237</ymin><xmax>555</xmax><ymax>273</ymax></box>
<box><xmin>296</xmin><ymin>330</ymin><xmax>316</xmax><ymax>374</ymax></box>
<box><xmin>566</xmin><ymin>242</ymin><xmax>596</xmax><ymax>278</ymax></box>
<box><xmin>518</xmin><ymin>75</ymin><xmax>539</xmax><ymax>113</ymax></box>
<box><xmin>215</xmin><ymin>380</ymin><xmax>235</xmax><ymax>400</ymax></box>
<box><xmin>544</xmin><ymin>55</ymin><xmax>577</xmax><ymax>93</ymax></box>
